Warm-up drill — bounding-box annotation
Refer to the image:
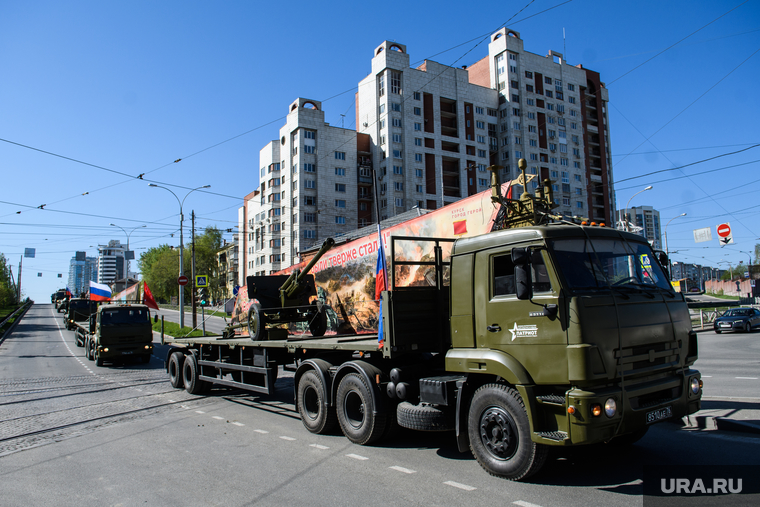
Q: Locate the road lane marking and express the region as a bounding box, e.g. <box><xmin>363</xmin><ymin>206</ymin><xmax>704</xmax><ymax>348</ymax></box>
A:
<box><xmin>212</xmin><ymin>416</ymin><xmax>224</xmax><ymax>420</ymax></box>
<box><xmin>279</xmin><ymin>436</ymin><xmax>296</xmax><ymax>441</ymax></box>
<box><xmin>444</xmin><ymin>481</ymin><xmax>476</xmax><ymax>491</ymax></box>
<box><xmin>736</xmin><ymin>377</ymin><xmax>758</xmax><ymax>380</ymax></box>
<box><xmin>513</xmin><ymin>502</ymin><xmax>543</xmax><ymax>507</ymax></box>
<box><xmin>702</xmin><ymin>376</ymin><xmax>712</xmax><ymax>378</ymax></box>
<box><xmin>231</xmin><ymin>422</ymin><xmax>244</xmax><ymax>427</ymax></box>
<box><xmin>195</xmin><ymin>410</ymin><xmax>205</xmax><ymax>414</ymax></box>
<box><xmin>389</xmin><ymin>466</ymin><xmax>416</xmax><ymax>474</ymax></box>
<box><xmin>254</xmin><ymin>429</ymin><xmax>269</xmax><ymax>434</ymax></box>
<box><xmin>346</xmin><ymin>454</ymin><xmax>369</xmax><ymax>461</ymax></box>
<box><xmin>310</xmin><ymin>444</ymin><xmax>329</xmax><ymax>450</ymax></box>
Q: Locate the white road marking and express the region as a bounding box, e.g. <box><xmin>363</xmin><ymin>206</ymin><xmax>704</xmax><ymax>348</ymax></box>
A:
<box><xmin>279</xmin><ymin>436</ymin><xmax>296</xmax><ymax>441</ymax></box>
<box><xmin>389</xmin><ymin>466</ymin><xmax>416</xmax><ymax>474</ymax></box>
<box><xmin>444</xmin><ymin>481</ymin><xmax>476</xmax><ymax>491</ymax></box>
<box><xmin>310</xmin><ymin>444</ymin><xmax>329</xmax><ymax>450</ymax></box>
<box><xmin>212</xmin><ymin>416</ymin><xmax>224</xmax><ymax>420</ymax></box>
<box><xmin>346</xmin><ymin>454</ymin><xmax>369</xmax><ymax>461</ymax></box>
<box><xmin>736</xmin><ymin>377</ymin><xmax>758</xmax><ymax>380</ymax></box>
<box><xmin>195</xmin><ymin>410</ymin><xmax>205</xmax><ymax>414</ymax></box>
<box><xmin>231</xmin><ymin>422</ymin><xmax>244</xmax><ymax>427</ymax></box>
<box><xmin>702</xmin><ymin>376</ymin><xmax>712</xmax><ymax>378</ymax></box>
<box><xmin>254</xmin><ymin>429</ymin><xmax>269</xmax><ymax>434</ymax></box>
<box><xmin>513</xmin><ymin>501</ymin><xmax>543</xmax><ymax>507</ymax></box>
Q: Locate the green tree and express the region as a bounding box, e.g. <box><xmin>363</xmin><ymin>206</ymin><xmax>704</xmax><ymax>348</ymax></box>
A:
<box><xmin>0</xmin><ymin>253</ymin><xmax>16</xmax><ymax>307</ymax></box>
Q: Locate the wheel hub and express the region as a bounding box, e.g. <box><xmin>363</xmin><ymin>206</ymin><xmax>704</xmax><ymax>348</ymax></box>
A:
<box><xmin>479</xmin><ymin>406</ymin><xmax>518</xmax><ymax>460</ymax></box>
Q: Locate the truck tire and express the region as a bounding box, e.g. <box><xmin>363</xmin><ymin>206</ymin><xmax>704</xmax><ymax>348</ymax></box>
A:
<box><xmin>183</xmin><ymin>354</ymin><xmax>209</xmax><ymax>395</ymax></box>
<box><xmin>94</xmin><ymin>347</ymin><xmax>103</xmax><ymax>367</ymax></box>
<box><xmin>468</xmin><ymin>384</ymin><xmax>547</xmax><ymax>481</ymax></box>
<box><xmin>168</xmin><ymin>352</ymin><xmax>185</xmax><ymax>388</ymax></box>
<box><xmin>336</xmin><ymin>373</ymin><xmax>386</xmax><ymax>445</ymax></box>
<box><xmin>397</xmin><ymin>401</ymin><xmax>454</xmax><ymax>432</ymax></box>
<box><xmin>297</xmin><ymin>370</ymin><xmax>337</xmax><ymax>434</ymax></box>
<box><xmin>86</xmin><ymin>338</ymin><xmax>94</xmax><ymax>361</ymax></box>
<box><xmin>248</xmin><ymin>303</ymin><xmax>266</xmax><ymax>340</ymax></box>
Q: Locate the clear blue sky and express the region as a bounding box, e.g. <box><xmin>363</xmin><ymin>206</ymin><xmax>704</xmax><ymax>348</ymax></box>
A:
<box><xmin>2</xmin><ymin>0</ymin><xmax>759</xmax><ymax>301</ymax></box>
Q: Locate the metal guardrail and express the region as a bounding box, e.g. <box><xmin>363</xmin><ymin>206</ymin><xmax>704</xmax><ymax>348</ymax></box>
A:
<box><xmin>0</xmin><ymin>302</ymin><xmax>32</xmax><ymax>330</ymax></box>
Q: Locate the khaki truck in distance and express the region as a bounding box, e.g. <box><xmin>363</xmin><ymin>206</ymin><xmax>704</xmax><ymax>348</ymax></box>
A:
<box><xmin>163</xmin><ymin>161</ymin><xmax>702</xmax><ymax>480</ymax></box>
<box><xmin>74</xmin><ymin>303</ymin><xmax>154</xmax><ymax>366</ymax></box>
<box><xmin>64</xmin><ymin>298</ymin><xmax>99</xmax><ymax>334</ymax></box>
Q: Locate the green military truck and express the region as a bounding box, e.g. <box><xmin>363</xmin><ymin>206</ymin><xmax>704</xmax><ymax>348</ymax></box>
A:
<box><xmin>163</xmin><ymin>161</ymin><xmax>701</xmax><ymax>480</ymax></box>
<box><xmin>74</xmin><ymin>303</ymin><xmax>154</xmax><ymax>366</ymax></box>
<box><xmin>53</xmin><ymin>289</ymin><xmax>69</xmax><ymax>312</ymax></box>
<box><xmin>64</xmin><ymin>298</ymin><xmax>98</xmax><ymax>334</ymax></box>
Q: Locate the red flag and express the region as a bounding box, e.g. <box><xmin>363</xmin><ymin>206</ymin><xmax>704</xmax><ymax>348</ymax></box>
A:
<box><xmin>143</xmin><ymin>281</ymin><xmax>159</xmax><ymax>310</ymax></box>
<box><xmin>453</xmin><ymin>219</ymin><xmax>467</xmax><ymax>235</ymax></box>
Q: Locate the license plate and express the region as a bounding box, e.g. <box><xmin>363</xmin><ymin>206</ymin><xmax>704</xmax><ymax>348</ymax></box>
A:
<box><xmin>720</xmin><ymin>322</ymin><xmax>730</xmax><ymax>327</ymax></box>
<box><xmin>122</xmin><ymin>351</ymin><xmax>133</xmax><ymax>355</ymax></box>
<box><xmin>646</xmin><ymin>406</ymin><xmax>672</xmax><ymax>424</ymax></box>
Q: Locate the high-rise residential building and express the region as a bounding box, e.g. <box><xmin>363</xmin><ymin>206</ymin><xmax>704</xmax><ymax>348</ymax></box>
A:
<box><xmin>240</xmin><ymin>29</ymin><xmax>616</xmax><ymax>281</ymax></box>
<box><xmin>67</xmin><ymin>255</ymin><xmax>97</xmax><ymax>296</ymax></box>
<box><xmin>616</xmin><ymin>205</ymin><xmax>662</xmax><ymax>250</ymax></box>
<box><xmin>96</xmin><ymin>240</ymin><xmax>126</xmax><ymax>285</ymax></box>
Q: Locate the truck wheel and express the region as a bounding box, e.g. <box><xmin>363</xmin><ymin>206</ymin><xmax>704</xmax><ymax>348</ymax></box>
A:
<box><xmin>248</xmin><ymin>303</ymin><xmax>267</xmax><ymax>340</ymax></box>
<box><xmin>468</xmin><ymin>384</ymin><xmax>547</xmax><ymax>481</ymax></box>
<box><xmin>86</xmin><ymin>339</ymin><xmax>94</xmax><ymax>361</ymax></box>
<box><xmin>336</xmin><ymin>373</ymin><xmax>386</xmax><ymax>445</ymax></box>
<box><xmin>168</xmin><ymin>352</ymin><xmax>185</xmax><ymax>388</ymax></box>
<box><xmin>397</xmin><ymin>401</ymin><xmax>454</xmax><ymax>431</ymax></box>
<box><xmin>297</xmin><ymin>370</ymin><xmax>337</xmax><ymax>434</ymax></box>
<box><xmin>183</xmin><ymin>354</ymin><xmax>209</xmax><ymax>395</ymax></box>
<box><xmin>94</xmin><ymin>348</ymin><xmax>103</xmax><ymax>367</ymax></box>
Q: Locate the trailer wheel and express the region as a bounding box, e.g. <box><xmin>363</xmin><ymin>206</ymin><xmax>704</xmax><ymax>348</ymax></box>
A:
<box><xmin>247</xmin><ymin>303</ymin><xmax>266</xmax><ymax>340</ymax></box>
<box><xmin>168</xmin><ymin>352</ymin><xmax>185</xmax><ymax>388</ymax></box>
<box><xmin>336</xmin><ymin>373</ymin><xmax>386</xmax><ymax>445</ymax></box>
<box><xmin>183</xmin><ymin>354</ymin><xmax>209</xmax><ymax>395</ymax></box>
<box><xmin>468</xmin><ymin>384</ymin><xmax>547</xmax><ymax>481</ymax></box>
<box><xmin>297</xmin><ymin>370</ymin><xmax>337</xmax><ymax>434</ymax></box>
<box><xmin>397</xmin><ymin>401</ymin><xmax>454</xmax><ymax>432</ymax></box>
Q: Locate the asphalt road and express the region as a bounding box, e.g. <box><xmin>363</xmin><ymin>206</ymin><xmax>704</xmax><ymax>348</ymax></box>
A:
<box><xmin>1</xmin><ymin>304</ymin><xmax>759</xmax><ymax>506</ymax></box>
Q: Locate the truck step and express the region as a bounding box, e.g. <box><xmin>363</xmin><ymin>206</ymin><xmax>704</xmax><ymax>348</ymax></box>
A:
<box><xmin>535</xmin><ymin>394</ymin><xmax>565</xmax><ymax>405</ymax></box>
<box><xmin>535</xmin><ymin>431</ymin><xmax>568</xmax><ymax>441</ymax></box>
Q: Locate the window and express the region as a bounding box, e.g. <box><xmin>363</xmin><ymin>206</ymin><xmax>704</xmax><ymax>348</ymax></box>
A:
<box><xmin>392</xmin><ymin>118</ymin><xmax>402</xmax><ymax>128</ymax></box>
<box><xmin>550</xmin><ymin>157</ymin><xmax>558</xmax><ymax>164</ymax></box>
<box><xmin>576</xmin><ymin>201</ymin><xmax>584</xmax><ymax>209</ymax></box>
<box><xmin>562</xmin><ymin>197</ymin><xmax>570</xmax><ymax>205</ymax></box>
<box><xmin>395</xmin><ymin>182</ymin><xmax>403</xmax><ymax>191</ymax></box>
<box><xmin>511</xmin><ymin>80</ymin><xmax>519</xmax><ymax>89</ymax></box>
<box><xmin>391</xmin><ymin>70</ymin><xmax>401</xmax><ymax>94</ymax></box>
<box><xmin>414</xmin><ymin>122</ymin><xmax>422</xmax><ymax>131</ymax></box>
<box><xmin>379</xmin><ymin>135</ymin><xmax>386</xmax><ymax>145</ymax></box>
<box><xmin>513</xmin><ymin>122</ymin><xmax>520</xmax><ymax>129</ymax></box>
<box><xmin>571</xmin><ymin>122</ymin><xmax>578</xmax><ymax>129</ymax></box>
<box><xmin>530</xmin><ymin>153</ymin><xmax>538</xmax><ymax>160</ymax></box>
<box><xmin>573</xmin><ymin>148</ymin><xmax>580</xmax><ymax>156</ymax></box>
<box><xmin>509</xmin><ymin>65</ymin><xmax>517</xmax><ymax>73</ymax></box>
<box><xmin>304</xmin><ymin>230</ymin><xmax>316</xmax><ymax>239</ymax></box>
<box><xmin>512</xmin><ymin>94</ymin><xmax>519</xmax><ymax>103</ymax></box>
<box><xmin>392</xmin><ymin>133</ymin><xmax>402</xmax><ymax>143</ymax></box>
<box><xmin>413</xmin><ymin>91</ymin><xmax>421</xmax><ymax>100</ymax></box>
<box><xmin>414</xmin><ymin>107</ymin><xmax>421</xmax><ymax>115</ymax></box>
<box><xmin>576</xmin><ymin>188</ymin><xmax>583</xmax><ymax>195</ymax></box>
<box><xmin>574</xmin><ymin>161</ymin><xmax>581</xmax><ymax>169</ymax></box>
<box><xmin>570</xmin><ymin>110</ymin><xmax>577</xmax><ymax>117</ymax></box>
<box><xmin>560</xmin><ymin>144</ymin><xmax>567</xmax><ymax>153</ymax></box>
<box><xmin>478</xmin><ymin>178</ymin><xmax>489</xmax><ymax>187</ymax></box>
<box><xmin>477</xmin><ymin>135</ymin><xmax>486</xmax><ymax>144</ymax></box>
<box><xmin>335</xmin><ymin>167</ymin><xmax>345</xmax><ymax>176</ymax></box>
<box><xmin>487</xmin><ymin>108</ymin><xmax>497</xmax><ymax>117</ymax></box>
<box><xmin>476</xmin><ymin>120</ymin><xmax>485</xmax><ymax>129</ymax></box>
<box><xmin>335</xmin><ymin>183</ymin><xmax>346</xmax><ymax>192</ymax></box>
<box><xmin>414</xmin><ymin>153</ymin><xmax>423</xmax><ymax>162</ymax></box>
<box><xmin>415</xmin><ymin>168</ymin><xmax>423</xmax><ymax>177</ymax></box>
<box><xmin>525</xmin><ymin>71</ymin><xmax>533</xmax><ymax>79</ymax></box>
<box><xmin>475</xmin><ymin>106</ymin><xmax>484</xmax><ymax>115</ymax></box>
<box><xmin>567</xmin><ymin>83</ymin><xmax>575</xmax><ymax>91</ymax></box>
<box><xmin>378</xmin><ymin>73</ymin><xmax>385</xmax><ymax>96</ymax></box>
<box><xmin>493</xmin><ymin>250</ymin><xmax>551</xmax><ymax>296</ymax></box>
<box><xmin>526</xmin><ymin>84</ymin><xmax>534</xmax><ymax>93</ymax></box>
<box><xmin>391</xmin><ymin>102</ymin><xmax>401</xmax><ymax>112</ymax></box>
<box><xmin>547</xmin><ymin>117</ymin><xmax>555</xmax><ymax>124</ymax></box>
<box><xmin>304</xmin><ymin>212</ymin><xmax>316</xmax><ymax>223</ymax></box>
<box><xmin>304</xmin><ymin>145</ymin><xmax>315</xmax><ymax>154</ymax></box>
<box><xmin>304</xmin><ymin>131</ymin><xmax>315</xmax><ymax>139</ymax></box>
<box><xmin>514</xmin><ymin>136</ymin><xmax>521</xmax><ymax>144</ymax></box>
<box><xmin>547</xmin><ymin>103</ymin><xmax>554</xmax><ymax>111</ymax></box>
<box><xmin>574</xmin><ymin>174</ymin><xmax>582</xmax><ymax>181</ymax></box>
<box><xmin>557</xmin><ymin>104</ymin><xmax>565</xmax><ymax>113</ymax></box>
<box><xmin>393</xmin><ymin>149</ymin><xmax>402</xmax><ymax>158</ymax></box>
<box><xmin>501</xmin><ymin>151</ymin><xmax>509</xmax><ymax>160</ymax></box>
<box><xmin>393</xmin><ymin>165</ymin><xmax>403</xmax><ymax>174</ymax></box>
<box><xmin>512</xmin><ymin>108</ymin><xmax>520</xmax><ymax>116</ymax></box>
<box><xmin>414</xmin><ymin>137</ymin><xmax>422</xmax><ymax>146</ymax></box>
<box><xmin>335</xmin><ymin>216</ymin><xmax>346</xmax><ymax>224</ymax></box>
<box><xmin>478</xmin><ymin>149</ymin><xmax>487</xmax><ymax>158</ymax></box>
<box><xmin>304</xmin><ymin>163</ymin><xmax>315</xmax><ymax>173</ymax></box>
<box><xmin>544</xmin><ymin>76</ymin><xmax>552</xmax><ymax>84</ymax></box>
<box><xmin>335</xmin><ymin>151</ymin><xmax>346</xmax><ymax>160</ymax></box>
<box><xmin>568</xmin><ymin>96</ymin><xmax>575</xmax><ymax>104</ymax></box>
<box><xmin>527</xmin><ymin>112</ymin><xmax>535</xmax><ymax>119</ymax></box>
<box><xmin>380</xmin><ymin>119</ymin><xmax>385</xmax><ymax>129</ymax></box>
<box><xmin>395</xmin><ymin>198</ymin><xmax>404</xmax><ymax>207</ymax></box>
<box><xmin>305</xmin><ymin>180</ymin><xmax>315</xmax><ymax>189</ymax></box>
<box><xmin>304</xmin><ymin>196</ymin><xmax>315</xmax><ymax>206</ymax></box>
<box><xmin>335</xmin><ymin>199</ymin><xmax>346</xmax><ymax>208</ymax></box>
<box><xmin>557</xmin><ymin>118</ymin><xmax>565</xmax><ymax>126</ymax></box>
<box><xmin>260</xmin><ymin>167</ymin><xmax>266</xmax><ymax>177</ymax></box>
<box><xmin>379</xmin><ymin>104</ymin><xmax>385</xmax><ymax>114</ymax></box>
<box><xmin>509</xmin><ymin>53</ymin><xmax>516</xmax><ymax>61</ymax></box>
<box><xmin>528</xmin><ymin>125</ymin><xmax>537</xmax><ymax>133</ymax></box>
<box><xmin>515</xmin><ymin>150</ymin><xmax>522</xmax><ymax>159</ymax></box>
<box><xmin>556</xmin><ymin>92</ymin><xmax>563</xmax><ymax>100</ymax></box>
<box><xmin>529</xmin><ymin>139</ymin><xmax>537</xmax><ymax>147</ymax></box>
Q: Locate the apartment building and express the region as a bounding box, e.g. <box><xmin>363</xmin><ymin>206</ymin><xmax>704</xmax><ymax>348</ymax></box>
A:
<box><xmin>240</xmin><ymin>29</ymin><xmax>615</xmax><ymax>282</ymax></box>
<box><xmin>616</xmin><ymin>205</ymin><xmax>662</xmax><ymax>250</ymax></box>
<box><xmin>96</xmin><ymin>240</ymin><xmax>126</xmax><ymax>285</ymax></box>
<box><xmin>67</xmin><ymin>255</ymin><xmax>97</xmax><ymax>296</ymax></box>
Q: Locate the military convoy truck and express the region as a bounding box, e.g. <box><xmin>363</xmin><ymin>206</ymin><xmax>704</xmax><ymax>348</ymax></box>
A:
<box><xmin>64</xmin><ymin>298</ymin><xmax>99</xmax><ymax>333</ymax></box>
<box><xmin>163</xmin><ymin>161</ymin><xmax>702</xmax><ymax>480</ymax></box>
<box><xmin>73</xmin><ymin>303</ymin><xmax>154</xmax><ymax>366</ymax></box>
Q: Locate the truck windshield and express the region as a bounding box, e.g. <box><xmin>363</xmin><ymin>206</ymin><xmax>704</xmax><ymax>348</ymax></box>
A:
<box><xmin>549</xmin><ymin>237</ymin><xmax>672</xmax><ymax>293</ymax></box>
<box><xmin>101</xmin><ymin>308</ymin><xmax>149</xmax><ymax>325</ymax></box>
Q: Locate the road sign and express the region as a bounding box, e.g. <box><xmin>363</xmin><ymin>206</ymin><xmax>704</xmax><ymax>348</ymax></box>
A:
<box><xmin>177</xmin><ymin>275</ymin><xmax>189</xmax><ymax>286</ymax></box>
<box><xmin>233</xmin><ymin>285</ymin><xmax>240</xmax><ymax>296</ymax></box>
<box><xmin>716</xmin><ymin>222</ymin><xmax>734</xmax><ymax>246</ymax></box>
<box><xmin>195</xmin><ymin>275</ymin><xmax>208</xmax><ymax>287</ymax></box>
<box><xmin>693</xmin><ymin>227</ymin><xmax>712</xmax><ymax>243</ymax></box>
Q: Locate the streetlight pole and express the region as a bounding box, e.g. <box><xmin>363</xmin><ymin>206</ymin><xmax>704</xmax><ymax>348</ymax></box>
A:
<box><xmin>110</xmin><ymin>223</ymin><xmax>146</xmax><ymax>291</ymax></box>
<box><xmin>623</xmin><ymin>185</ymin><xmax>653</xmax><ymax>232</ymax></box>
<box><xmin>663</xmin><ymin>213</ymin><xmax>687</xmax><ymax>275</ymax></box>
<box><xmin>149</xmin><ymin>184</ymin><xmax>210</xmax><ymax>329</ymax></box>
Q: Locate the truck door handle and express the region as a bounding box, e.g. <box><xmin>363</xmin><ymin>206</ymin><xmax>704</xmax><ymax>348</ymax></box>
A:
<box><xmin>487</xmin><ymin>325</ymin><xmax>501</xmax><ymax>333</ymax></box>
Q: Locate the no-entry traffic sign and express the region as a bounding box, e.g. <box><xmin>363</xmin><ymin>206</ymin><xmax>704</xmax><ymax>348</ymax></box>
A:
<box><xmin>177</xmin><ymin>275</ymin><xmax>189</xmax><ymax>286</ymax></box>
<box><xmin>716</xmin><ymin>222</ymin><xmax>734</xmax><ymax>246</ymax></box>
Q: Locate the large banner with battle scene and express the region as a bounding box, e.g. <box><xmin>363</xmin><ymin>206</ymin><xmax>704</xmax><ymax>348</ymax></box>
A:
<box><xmin>231</xmin><ymin>184</ymin><xmax>510</xmax><ymax>337</ymax></box>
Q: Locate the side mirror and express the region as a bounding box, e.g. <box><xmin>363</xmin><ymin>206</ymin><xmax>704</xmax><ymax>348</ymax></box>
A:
<box><xmin>515</xmin><ymin>265</ymin><xmax>532</xmax><ymax>300</ymax></box>
<box><xmin>89</xmin><ymin>315</ymin><xmax>96</xmax><ymax>333</ymax></box>
<box><xmin>154</xmin><ymin>314</ymin><xmax>158</xmax><ymax>323</ymax></box>
<box><xmin>512</xmin><ymin>247</ymin><xmax>530</xmax><ymax>266</ymax></box>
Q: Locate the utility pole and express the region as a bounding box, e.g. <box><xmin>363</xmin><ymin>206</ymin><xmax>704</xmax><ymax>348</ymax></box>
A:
<box><xmin>191</xmin><ymin>211</ymin><xmax>197</xmax><ymax>329</ymax></box>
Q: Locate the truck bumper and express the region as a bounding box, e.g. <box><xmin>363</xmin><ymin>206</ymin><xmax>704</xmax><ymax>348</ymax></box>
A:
<box><xmin>562</xmin><ymin>368</ymin><xmax>701</xmax><ymax>444</ymax></box>
<box><xmin>97</xmin><ymin>343</ymin><xmax>153</xmax><ymax>359</ymax></box>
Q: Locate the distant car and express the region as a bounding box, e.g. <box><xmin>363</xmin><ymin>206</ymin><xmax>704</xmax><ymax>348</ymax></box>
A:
<box><xmin>714</xmin><ymin>308</ymin><xmax>760</xmax><ymax>334</ymax></box>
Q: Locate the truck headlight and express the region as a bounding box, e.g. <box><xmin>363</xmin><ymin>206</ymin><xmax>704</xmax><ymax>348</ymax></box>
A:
<box><xmin>690</xmin><ymin>377</ymin><xmax>701</xmax><ymax>394</ymax></box>
<box><xmin>102</xmin><ymin>347</ymin><xmax>109</xmax><ymax>353</ymax></box>
<box><xmin>604</xmin><ymin>398</ymin><xmax>617</xmax><ymax>417</ymax></box>
<box><xmin>144</xmin><ymin>345</ymin><xmax>151</xmax><ymax>350</ymax></box>
<box><xmin>591</xmin><ymin>403</ymin><xmax>602</xmax><ymax>417</ymax></box>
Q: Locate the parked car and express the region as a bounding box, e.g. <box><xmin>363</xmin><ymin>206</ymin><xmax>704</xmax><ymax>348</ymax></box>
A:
<box><xmin>714</xmin><ymin>308</ymin><xmax>760</xmax><ymax>333</ymax></box>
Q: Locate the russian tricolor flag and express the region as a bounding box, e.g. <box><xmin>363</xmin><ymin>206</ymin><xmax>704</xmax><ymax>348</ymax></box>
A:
<box><xmin>375</xmin><ymin>228</ymin><xmax>388</xmax><ymax>349</ymax></box>
<box><xmin>89</xmin><ymin>281</ymin><xmax>112</xmax><ymax>302</ymax></box>
<box><xmin>65</xmin><ymin>286</ymin><xmax>73</xmax><ymax>297</ymax></box>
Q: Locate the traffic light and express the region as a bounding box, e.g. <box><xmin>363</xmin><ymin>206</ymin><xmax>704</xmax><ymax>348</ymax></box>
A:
<box><xmin>200</xmin><ymin>288</ymin><xmax>209</xmax><ymax>306</ymax></box>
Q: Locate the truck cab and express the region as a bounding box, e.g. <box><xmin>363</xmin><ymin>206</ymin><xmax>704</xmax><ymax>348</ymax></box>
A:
<box><xmin>86</xmin><ymin>304</ymin><xmax>154</xmax><ymax>366</ymax></box>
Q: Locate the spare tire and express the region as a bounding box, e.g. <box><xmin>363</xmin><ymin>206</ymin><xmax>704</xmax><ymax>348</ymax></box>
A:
<box><xmin>397</xmin><ymin>401</ymin><xmax>454</xmax><ymax>432</ymax></box>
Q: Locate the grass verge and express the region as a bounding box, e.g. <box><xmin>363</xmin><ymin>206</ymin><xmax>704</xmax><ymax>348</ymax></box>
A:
<box><xmin>152</xmin><ymin>320</ymin><xmax>209</xmax><ymax>338</ymax></box>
